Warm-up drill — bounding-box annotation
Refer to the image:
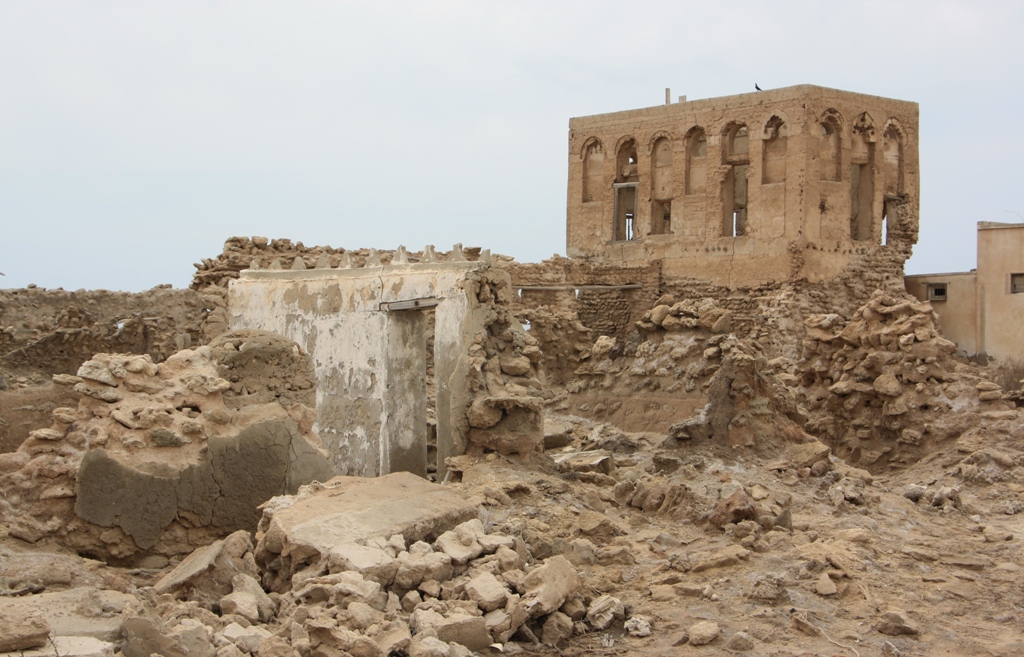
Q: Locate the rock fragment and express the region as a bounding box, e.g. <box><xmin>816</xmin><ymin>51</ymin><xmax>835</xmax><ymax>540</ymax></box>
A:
<box><xmin>0</xmin><ymin>607</ymin><xmax>50</xmax><ymax>651</ymax></box>
<box><xmin>687</xmin><ymin>620</ymin><xmax>720</xmax><ymax>645</ymax></box>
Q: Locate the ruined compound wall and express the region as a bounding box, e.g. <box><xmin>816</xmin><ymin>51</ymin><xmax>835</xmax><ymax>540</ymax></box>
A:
<box><xmin>0</xmin><ymin>286</ymin><xmax>213</xmax><ymax>385</ymax></box>
<box><xmin>505</xmin><ymin>244</ymin><xmax>915</xmax><ymax>381</ymax></box>
<box><xmin>500</xmin><ymin>259</ymin><xmax>661</xmax><ymax>385</ymax></box>
<box><xmin>567</xmin><ymin>84</ymin><xmax>919</xmax><ymax>288</ymax></box>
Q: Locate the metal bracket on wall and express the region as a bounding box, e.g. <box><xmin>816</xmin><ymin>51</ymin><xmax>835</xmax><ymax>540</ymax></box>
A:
<box><xmin>378</xmin><ymin>297</ymin><xmax>440</xmax><ymax>312</ymax></box>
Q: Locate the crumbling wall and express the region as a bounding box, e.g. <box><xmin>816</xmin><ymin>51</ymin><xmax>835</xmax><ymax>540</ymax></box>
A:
<box><xmin>0</xmin><ymin>286</ymin><xmax>216</xmax><ymax>386</ymax></box>
<box><xmin>0</xmin><ymin>330</ymin><xmax>332</xmax><ymax>561</ymax></box>
<box><xmin>462</xmin><ymin>268</ymin><xmax>546</xmax><ymax>459</ymax></box>
<box><xmin>501</xmin><ymin>258</ymin><xmax>660</xmax><ymax>385</ymax></box>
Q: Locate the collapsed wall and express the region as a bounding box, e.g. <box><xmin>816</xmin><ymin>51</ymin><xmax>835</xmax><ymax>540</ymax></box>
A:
<box><xmin>0</xmin><ymin>285</ymin><xmax>219</xmax><ymax>386</ymax></box>
<box><xmin>0</xmin><ymin>330</ymin><xmax>332</xmax><ymax>561</ymax></box>
<box><xmin>793</xmin><ymin>289</ymin><xmax>1019</xmax><ymax>469</ymax></box>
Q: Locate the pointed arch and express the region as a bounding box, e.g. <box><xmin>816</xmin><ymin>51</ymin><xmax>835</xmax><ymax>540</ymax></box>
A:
<box><xmin>650</xmin><ymin>135</ymin><xmax>674</xmax><ymax>235</ymax></box>
<box><xmin>581</xmin><ymin>137</ymin><xmax>604</xmax><ymax>203</ymax></box>
<box><xmin>685</xmin><ymin>126</ymin><xmax>707</xmax><ymax>195</ymax></box>
<box><xmin>850</xmin><ymin>112</ymin><xmax>876</xmax><ymax>241</ymax></box>
<box><xmin>818</xmin><ymin>109</ymin><xmax>843</xmax><ymax>182</ymax></box>
<box><xmin>761</xmin><ymin>115</ymin><xmax>788</xmax><ymax>184</ymax></box>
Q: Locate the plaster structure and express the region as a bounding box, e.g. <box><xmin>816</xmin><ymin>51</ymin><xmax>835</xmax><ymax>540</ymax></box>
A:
<box><xmin>906</xmin><ymin>222</ymin><xmax>1024</xmax><ymax>362</ymax></box>
<box><xmin>567</xmin><ymin>85</ymin><xmax>919</xmax><ymax>287</ymax></box>
<box><xmin>228</xmin><ymin>251</ymin><xmax>493</xmax><ymax>479</ymax></box>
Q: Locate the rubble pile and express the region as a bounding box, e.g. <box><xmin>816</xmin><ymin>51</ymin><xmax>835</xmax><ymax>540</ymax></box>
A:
<box><xmin>794</xmin><ymin>289</ymin><xmax>1020</xmax><ymax>469</ymax></box>
<box><xmin>0</xmin><ymin>330</ymin><xmax>331</xmax><ymax>560</ymax></box>
<box><xmin>97</xmin><ymin>473</ymin><xmax>600</xmax><ymax>657</ymax></box>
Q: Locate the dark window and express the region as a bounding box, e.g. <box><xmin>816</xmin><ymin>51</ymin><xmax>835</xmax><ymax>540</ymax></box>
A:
<box><xmin>927</xmin><ymin>283</ymin><xmax>947</xmax><ymax>302</ymax></box>
<box><xmin>1012</xmin><ymin>273</ymin><xmax>1024</xmax><ymax>294</ymax></box>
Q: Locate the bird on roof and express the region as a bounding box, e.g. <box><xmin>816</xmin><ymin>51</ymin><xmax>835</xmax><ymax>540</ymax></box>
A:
<box><xmin>755</xmin><ymin>83</ymin><xmax>762</xmax><ymax>91</ymax></box>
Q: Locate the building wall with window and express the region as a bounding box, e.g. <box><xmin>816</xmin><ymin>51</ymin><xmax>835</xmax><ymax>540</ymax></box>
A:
<box><xmin>905</xmin><ymin>222</ymin><xmax>1024</xmax><ymax>362</ymax></box>
<box><xmin>905</xmin><ymin>271</ymin><xmax>978</xmax><ymax>355</ymax></box>
<box><xmin>566</xmin><ymin>85</ymin><xmax>919</xmax><ymax>288</ymax></box>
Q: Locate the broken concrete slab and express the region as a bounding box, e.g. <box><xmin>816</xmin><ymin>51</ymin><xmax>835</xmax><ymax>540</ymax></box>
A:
<box><xmin>255</xmin><ymin>472</ymin><xmax>479</xmax><ymax>592</ymax></box>
<box><xmin>153</xmin><ymin>530</ymin><xmax>258</xmax><ymax>611</ymax></box>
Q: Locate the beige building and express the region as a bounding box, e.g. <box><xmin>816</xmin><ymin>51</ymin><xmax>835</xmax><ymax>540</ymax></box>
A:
<box><xmin>906</xmin><ymin>222</ymin><xmax>1024</xmax><ymax>362</ymax></box>
<box><xmin>566</xmin><ymin>85</ymin><xmax>919</xmax><ymax>287</ymax></box>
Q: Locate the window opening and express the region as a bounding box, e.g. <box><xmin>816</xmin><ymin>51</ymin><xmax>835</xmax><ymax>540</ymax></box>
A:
<box><xmin>616</xmin><ymin>139</ymin><xmax>639</xmax><ymax>183</ymax></box>
<box><xmin>650</xmin><ymin>137</ymin><xmax>673</xmax><ymax>235</ymax></box>
<box><xmin>612</xmin><ymin>139</ymin><xmax>639</xmax><ymax>242</ymax></box>
<box><xmin>819</xmin><ymin>115</ymin><xmax>842</xmax><ymax>182</ymax></box>
<box><xmin>849</xmin><ymin>136</ymin><xmax>874</xmax><ymax>241</ymax></box>
<box><xmin>850</xmin><ymin>115</ymin><xmax>876</xmax><ymax>242</ymax></box>
<box><xmin>582</xmin><ymin>139</ymin><xmax>605</xmax><ymax>203</ymax></box>
<box><xmin>1012</xmin><ymin>273</ymin><xmax>1024</xmax><ymax>294</ymax></box>
<box><xmin>926</xmin><ymin>283</ymin><xmax>947</xmax><ymax>302</ymax></box>
<box><xmin>761</xmin><ymin>116</ymin><xmax>787</xmax><ymax>184</ymax></box>
<box><xmin>686</xmin><ymin>129</ymin><xmax>707</xmax><ymax>195</ymax></box>
<box><xmin>722</xmin><ymin>125</ymin><xmax>749</xmax><ymax>236</ymax></box>
<box><xmin>882</xmin><ymin>125</ymin><xmax>902</xmax><ymax>197</ymax></box>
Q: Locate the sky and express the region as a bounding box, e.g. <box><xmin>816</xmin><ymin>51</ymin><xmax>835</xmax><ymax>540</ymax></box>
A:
<box><xmin>1</xmin><ymin>1</ymin><xmax>1022</xmax><ymax>291</ymax></box>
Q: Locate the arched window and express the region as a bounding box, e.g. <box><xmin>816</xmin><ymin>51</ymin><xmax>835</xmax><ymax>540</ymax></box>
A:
<box><xmin>850</xmin><ymin>113</ymin><xmax>876</xmax><ymax>242</ymax></box>
<box><xmin>761</xmin><ymin>116</ymin><xmax>787</xmax><ymax>184</ymax></box>
<box><xmin>613</xmin><ymin>138</ymin><xmax>639</xmax><ymax>241</ymax></box>
<box><xmin>650</xmin><ymin>136</ymin><xmax>673</xmax><ymax>235</ymax></box>
<box><xmin>882</xmin><ymin>123</ymin><xmax>902</xmax><ymax>197</ymax></box>
<box><xmin>819</xmin><ymin>111</ymin><xmax>842</xmax><ymax>182</ymax></box>
<box><xmin>722</xmin><ymin>124</ymin><xmax>749</xmax><ymax>237</ymax></box>
<box><xmin>582</xmin><ymin>139</ymin><xmax>604</xmax><ymax>203</ymax></box>
<box><xmin>685</xmin><ymin>128</ymin><xmax>707</xmax><ymax>195</ymax></box>
<box><xmin>616</xmin><ymin>138</ymin><xmax>639</xmax><ymax>182</ymax></box>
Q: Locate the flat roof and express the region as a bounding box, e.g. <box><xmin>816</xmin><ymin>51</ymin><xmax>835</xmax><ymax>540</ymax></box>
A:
<box><xmin>569</xmin><ymin>84</ymin><xmax>918</xmax><ymax>126</ymax></box>
<box><xmin>905</xmin><ymin>271</ymin><xmax>976</xmax><ymax>279</ymax></box>
<box><xmin>978</xmin><ymin>221</ymin><xmax>1024</xmax><ymax>231</ymax></box>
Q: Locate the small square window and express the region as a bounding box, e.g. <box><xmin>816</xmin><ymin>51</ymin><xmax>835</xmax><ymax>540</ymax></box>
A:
<box><xmin>926</xmin><ymin>283</ymin><xmax>947</xmax><ymax>302</ymax></box>
<box><xmin>1012</xmin><ymin>273</ymin><xmax>1024</xmax><ymax>294</ymax></box>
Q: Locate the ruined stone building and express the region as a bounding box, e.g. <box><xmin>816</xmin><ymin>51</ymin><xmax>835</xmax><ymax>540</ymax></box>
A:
<box><xmin>906</xmin><ymin>221</ymin><xmax>1024</xmax><ymax>362</ymax></box>
<box><xmin>228</xmin><ymin>247</ymin><xmax>544</xmax><ymax>480</ymax></box>
<box><xmin>566</xmin><ymin>85</ymin><xmax>919</xmax><ymax>288</ymax></box>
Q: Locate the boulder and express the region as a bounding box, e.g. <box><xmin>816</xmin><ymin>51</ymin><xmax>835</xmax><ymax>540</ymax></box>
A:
<box><xmin>517</xmin><ymin>555</ymin><xmax>579</xmax><ymax>619</ymax></box>
<box><xmin>0</xmin><ymin>607</ymin><xmax>49</xmax><ymax>652</ymax></box>
<box><xmin>688</xmin><ymin>620</ymin><xmax>720</xmax><ymax>645</ymax></box>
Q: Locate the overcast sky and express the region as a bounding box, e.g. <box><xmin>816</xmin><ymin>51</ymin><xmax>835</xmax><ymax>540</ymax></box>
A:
<box><xmin>1</xmin><ymin>1</ymin><xmax>1022</xmax><ymax>291</ymax></box>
